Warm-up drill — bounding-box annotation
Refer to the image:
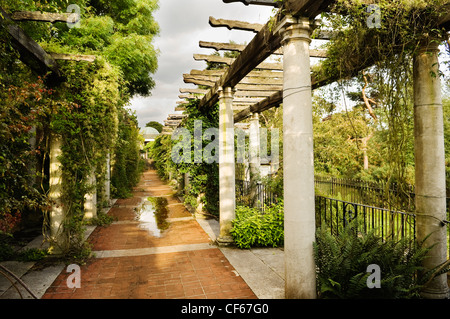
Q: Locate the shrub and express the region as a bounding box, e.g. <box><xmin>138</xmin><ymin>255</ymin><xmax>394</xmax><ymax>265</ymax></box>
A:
<box><xmin>314</xmin><ymin>221</ymin><xmax>433</xmax><ymax>299</ymax></box>
<box><xmin>231</xmin><ymin>201</ymin><xmax>284</xmax><ymax>249</ymax></box>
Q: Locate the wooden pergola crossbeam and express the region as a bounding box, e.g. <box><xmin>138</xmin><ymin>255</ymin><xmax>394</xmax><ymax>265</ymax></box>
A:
<box><xmin>190</xmin><ymin>69</ymin><xmax>283</xmax><ymax>78</ymax></box>
<box><xmin>0</xmin><ymin>7</ymin><xmax>62</xmax><ymax>83</ymax></box>
<box><xmin>49</xmin><ymin>53</ymin><xmax>96</xmax><ymax>62</ymax></box>
<box><xmin>199</xmin><ymin>41</ymin><xmax>327</xmax><ymax>58</ymax></box>
<box><xmin>223</xmin><ymin>0</ymin><xmax>281</xmax><ymax>7</ymax></box>
<box><xmin>10</xmin><ymin>11</ymin><xmax>80</xmax><ymax>24</ymax></box>
<box><xmin>209</xmin><ymin>16</ymin><xmax>263</xmax><ymax>32</ymax></box>
<box><xmin>184</xmin><ymin>74</ymin><xmax>283</xmax><ymax>86</ymax></box>
<box><xmin>193</xmin><ymin>54</ymin><xmax>283</xmax><ymax>70</ymax></box>
<box><xmin>179</xmin><ymin>88</ymin><xmax>208</xmax><ymax>95</ymax></box>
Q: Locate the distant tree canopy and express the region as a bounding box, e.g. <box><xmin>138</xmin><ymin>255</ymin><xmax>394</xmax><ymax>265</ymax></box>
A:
<box><xmin>146</xmin><ymin>121</ymin><xmax>163</xmax><ymax>133</ymax></box>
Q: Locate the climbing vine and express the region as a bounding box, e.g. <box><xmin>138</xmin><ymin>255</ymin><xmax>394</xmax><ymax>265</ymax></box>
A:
<box><xmin>313</xmin><ymin>0</ymin><xmax>450</xmax><ymax>205</ymax></box>
<box><xmin>0</xmin><ymin>0</ymin><xmax>159</xmax><ymax>261</ymax></box>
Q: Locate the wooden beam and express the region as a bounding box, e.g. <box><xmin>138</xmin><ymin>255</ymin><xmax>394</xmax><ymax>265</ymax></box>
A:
<box><xmin>0</xmin><ymin>7</ymin><xmax>62</xmax><ymax>83</ymax></box>
<box><xmin>199</xmin><ymin>41</ymin><xmax>283</xmax><ymax>55</ymax></box>
<box><xmin>10</xmin><ymin>11</ymin><xmax>80</xmax><ymax>24</ymax></box>
<box><xmin>168</xmin><ymin>114</ymin><xmax>188</xmax><ymax>120</ymax></box>
<box><xmin>193</xmin><ymin>54</ymin><xmax>283</xmax><ymax>70</ymax></box>
<box><xmin>283</xmin><ymin>0</ymin><xmax>335</xmax><ymax>18</ymax></box>
<box><xmin>223</xmin><ymin>0</ymin><xmax>281</xmax><ymax>7</ymax></box>
<box><xmin>198</xmin><ymin>1</ymin><xmax>336</xmax><ymax>109</ymax></box>
<box><xmin>184</xmin><ymin>74</ymin><xmax>284</xmax><ymax>87</ymax></box>
<box><xmin>191</xmin><ymin>69</ymin><xmax>283</xmax><ymax>78</ymax></box>
<box><xmin>184</xmin><ymin>74</ymin><xmax>283</xmax><ymax>85</ymax></box>
<box><xmin>198</xmin><ymin>40</ymin><xmax>327</xmax><ymax>57</ymax></box>
<box><xmin>180</xmin><ymin>88</ymin><xmax>208</xmax><ymax>94</ymax></box>
<box><xmin>49</xmin><ymin>53</ymin><xmax>96</xmax><ymax>62</ymax></box>
<box><xmin>209</xmin><ymin>16</ymin><xmax>263</xmax><ymax>32</ymax></box>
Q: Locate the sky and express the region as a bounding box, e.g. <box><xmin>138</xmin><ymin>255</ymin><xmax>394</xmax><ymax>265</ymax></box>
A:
<box><xmin>129</xmin><ymin>0</ymin><xmax>275</xmax><ymax>128</ymax></box>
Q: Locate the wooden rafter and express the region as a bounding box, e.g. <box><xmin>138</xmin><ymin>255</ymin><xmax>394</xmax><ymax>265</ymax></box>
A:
<box><xmin>191</xmin><ymin>69</ymin><xmax>283</xmax><ymax>78</ymax></box>
<box><xmin>193</xmin><ymin>54</ymin><xmax>283</xmax><ymax>70</ymax></box>
<box><xmin>49</xmin><ymin>53</ymin><xmax>96</xmax><ymax>62</ymax></box>
<box><xmin>10</xmin><ymin>11</ymin><xmax>80</xmax><ymax>24</ymax></box>
<box><xmin>195</xmin><ymin>1</ymin><xmax>338</xmax><ymax>110</ymax></box>
<box><xmin>184</xmin><ymin>74</ymin><xmax>283</xmax><ymax>86</ymax></box>
<box><xmin>199</xmin><ymin>41</ymin><xmax>327</xmax><ymax>58</ymax></box>
<box><xmin>223</xmin><ymin>0</ymin><xmax>281</xmax><ymax>7</ymax></box>
<box><xmin>0</xmin><ymin>7</ymin><xmax>62</xmax><ymax>83</ymax></box>
<box><xmin>209</xmin><ymin>16</ymin><xmax>263</xmax><ymax>32</ymax></box>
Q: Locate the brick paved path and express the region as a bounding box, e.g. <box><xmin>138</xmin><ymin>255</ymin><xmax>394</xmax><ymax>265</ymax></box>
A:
<box><xmin>42</xmin><ymin>167</ymin><xmax>256</xmax><ymax>299</ymax></box>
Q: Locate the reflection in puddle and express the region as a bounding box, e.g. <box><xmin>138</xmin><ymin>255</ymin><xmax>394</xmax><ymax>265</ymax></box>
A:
<box><xmin>135</xmin><ymin>197</ymin><xmax>169</xmax><ymax>237</ymax></box>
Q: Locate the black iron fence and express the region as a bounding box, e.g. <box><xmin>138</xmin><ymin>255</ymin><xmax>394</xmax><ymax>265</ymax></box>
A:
<box><xmin>314</xmin><ymin>176</ymin><xmax>416</xmax><ymax>212</ymax></box>
<box><xmin>236</xmin><ymin>178</ymin><xmax>449</xmax><ymax>255</ymax></box>
<box><xmin>236</xmin><ymin>180</ymin><xmax>279</xmax><ymax>211</ymax></box>
<box><xmin>315</xmin><ymin>195</ymin><xmax>416</xmax><ymax>242</ymax></box>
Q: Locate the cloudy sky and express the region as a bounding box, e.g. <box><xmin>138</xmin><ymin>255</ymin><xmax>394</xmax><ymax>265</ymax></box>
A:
<box><xmin>129</xmin><ymin>0</ymin><xmax>274</xmax><ymax>128</ymax></box>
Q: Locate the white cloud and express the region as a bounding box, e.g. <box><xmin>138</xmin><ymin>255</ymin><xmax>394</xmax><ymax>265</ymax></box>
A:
<box><xmin>129</xmin><ymin>0</ymin><xmax>274</xmax><ymax>128</ymax></box>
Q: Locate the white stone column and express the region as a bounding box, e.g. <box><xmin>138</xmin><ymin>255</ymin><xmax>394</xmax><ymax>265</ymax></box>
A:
<box><xmin>84</xmin><ymin>169</ymin><xmax>97</xmax><ymax>220</ymax></box>
<box><xmin>48</xmin><ymin>133</ymin><xmax>65</xmax><ymax>253</ymax></box>
<box><xmin>280</xmin><ymin>16</ymin><xmax>316</xmax><ymax>299</ymax></box>
<box><xmin>249</xmin><ymin>113</ymin><xmax>261</xmax><ymax>207</ymax></box>
<box><xmin>413</xmin><ymin>39</ymin><xmax>449</xmax><ymax>299</ymax></box>
<box><xmin>217</xmin><ymin>86</ymin><xmax>236</xmax><ymax>245</ymax></box>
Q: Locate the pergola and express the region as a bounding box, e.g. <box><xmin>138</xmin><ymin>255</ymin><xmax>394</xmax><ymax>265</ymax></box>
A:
<box><xmin>168</xmin><ymin>0</ymin><xmax>450</xmax><ymax>299</ymax></box>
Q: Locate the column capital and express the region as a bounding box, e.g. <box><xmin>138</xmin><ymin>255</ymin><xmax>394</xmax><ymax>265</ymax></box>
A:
<box><xmin>275</xmin><ymin>15</ymin><xmax>318</xmax><ymax>45</ymax></box>
<box><xmin>416</xmin><ymin>37</ymin><xmax>441</xmax><ymax>55</ymax></box>
<box><xmin>218</xmin><ymin>86</ymin><xmax>235</xmax><ymax>99</ymax></box>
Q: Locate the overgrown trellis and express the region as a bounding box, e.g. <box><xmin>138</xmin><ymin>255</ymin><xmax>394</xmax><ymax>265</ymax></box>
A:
<box><xmin>0</xmin><ymin>2</ymin><xmax>157</xmax><ymax>262</ymax></box>
<box><xmin>160</xmin><ymin>0</ymin><xmax>450</xmax><ymax>299</ymax></box>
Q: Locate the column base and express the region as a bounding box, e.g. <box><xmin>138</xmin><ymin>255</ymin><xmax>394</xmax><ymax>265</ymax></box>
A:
<box><xmin>420</xmin><ymin>287</ymin><xmax>450</xmax><ymax>299</ymax></box>
<box><xmin>216</xmin><ymin>236</ymin><xmax>234</xmax><ymax>247</ymax></box>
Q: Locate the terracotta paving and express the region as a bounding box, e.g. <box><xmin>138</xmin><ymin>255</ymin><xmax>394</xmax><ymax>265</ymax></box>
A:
<box><xmin>42</xmin><ymin>167</ymin><xmax>256</xmax><ymax>299</ymax></box>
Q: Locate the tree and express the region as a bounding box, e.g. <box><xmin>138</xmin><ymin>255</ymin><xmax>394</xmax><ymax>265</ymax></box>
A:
<box><xmin>145</xmin><ymin>121</ymin><xmax>163</xmax><ymax>133</ymax></box>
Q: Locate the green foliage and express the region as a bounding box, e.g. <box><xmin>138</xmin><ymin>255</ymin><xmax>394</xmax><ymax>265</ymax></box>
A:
<box><xmin>145</xmin><ymin>121</ymin><xmax>163</xmax><ymax>133</ymax></box>
<box><xmin>17</xmin><ymin>248</ymin><xmax>48</xmax><ymax>262</ymax></box>
<box><xmin>314</xmin><ymin>221</ymin><xmax>433</xmax><ymax>299</ymax></box>
<box><xmin>231</xmin><ymin>202</ymin><xmax>284</xmax><ymax>249</ymax></box>
<box><xmin>111</xmin><ymin>109</ymin><xmax>145</xmax><ymax>198</ymax></box>
<box><xmin>0</xmin><ymin>241</ymin><xmax>15</xmax><ymax>262</ymax></box>
<box><xmin>150</xmin><ymin>134</ymin><xmax>176</xmax><ymax>180</ymax></box>
<box><xmin>150</xmin><ymin>99</ymin><xmax>220</xmax><ymax>217</ymax></box>
<box><xmin>0</xmin><ymin>76</ymin><xmax>51</xmax><ymax>234</ymax></box>
<box><xmin>0</xmin><ymin>0</ymin><xmax>159</xmax><ymax>261</ymax></box>
<box><xmin>84</xmin><ymin>212</ymin><xmax>116</xmax><ymax>227</ymax></box>
<box><xmin>176</xmin><ymin>100</ymin><xmax>220</xmax><ymax>216</ymax></box>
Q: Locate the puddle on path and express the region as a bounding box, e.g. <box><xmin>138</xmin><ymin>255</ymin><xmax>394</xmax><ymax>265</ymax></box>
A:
<box><xmin>135</xmin><ymin>197</ymin><xmax>169</xmax><ymax>237</ymax></box>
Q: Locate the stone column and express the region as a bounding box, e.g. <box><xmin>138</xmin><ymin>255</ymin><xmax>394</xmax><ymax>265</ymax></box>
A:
<box><xmin>48</xmin><ymin>133</ymin><xmax>65</xmax><ymax>253</ymax></box>
<box><xmin>249</xmin><ymin>113</ymin><xmax>261</xmax><ymax>207</ymax></box>
<box><xmin>280</xmin><ymin>16</ymin><xmax>316</xmax><ymax>299</ymax></box>
<box><xmin>217</xmin><ymin>86</ymin><xmax>236</xmax><ymax>245</ymax></box>
<box><xmin>84</xmin><ymin>169</ymin><xmax>97</xmax><ymax>220</ymax></box>
<box><xmin>413</xmin><ymin>39</ymin><xmax>449</xmax><ymax>299</ymax></box>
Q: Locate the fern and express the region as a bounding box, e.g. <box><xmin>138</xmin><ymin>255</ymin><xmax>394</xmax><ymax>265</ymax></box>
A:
<box><xmin>314</xmin><ymin>220</ymin><xmax>435</xmax><ymax>299</ymax></box>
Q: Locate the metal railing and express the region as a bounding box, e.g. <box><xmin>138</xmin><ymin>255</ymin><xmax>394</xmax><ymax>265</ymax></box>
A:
<box><xmin>315</xmin><ymin>195</ymin><xmax>416</xmax><ymax>242</ymax></box>
<box><xmin>236</xmin><ymin>178</ymin><xmax>449</xmax><ymax>255</ymax></box>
